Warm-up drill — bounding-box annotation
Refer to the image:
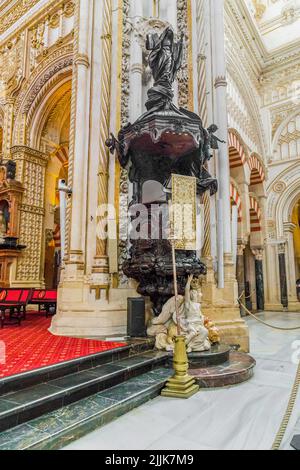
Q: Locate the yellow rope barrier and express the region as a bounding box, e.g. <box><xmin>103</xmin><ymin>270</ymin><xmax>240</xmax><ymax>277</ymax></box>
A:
<box><xmin>238</xmin><ymin>292</ymin><xmax>300</xmax><ymax>450</ymax></box>
<box><xmin>271</xmin><ymin>361</ymin><xmax>300</xmax><ymax>450</ymax></box>
<box><xmin>238</xmin><ymin>294</ymin><xmax>300</xmax><ymax>332</ymax></box>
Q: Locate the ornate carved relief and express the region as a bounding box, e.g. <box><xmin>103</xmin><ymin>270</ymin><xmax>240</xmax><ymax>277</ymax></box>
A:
<box><xmin>0</xmin><ymin>0</ymin><xmax>40</xmax><ymax>35</ymax></box>
<box><xmin>273</xmin><ymin>112</ymin><xmax>300</xmax><ymax>161</ymax></box>
<box><xmin>0</xmin><ymin>34</ymin><xmax>25</xmax><ymax>96</ymax></box>
<box><xmin>177</xmin><ymin>0</ymin><xmax>189</xmax><ymax>109</ymax></box>
<box><xmin>118</xmin><ymin>0</ymin><xmax>131</xmax><ymax>285</ymax></box>
<box><xmin>13</xmin><ymin>45</ymin><xmax>73</xmax><ymax>146</ymax></box>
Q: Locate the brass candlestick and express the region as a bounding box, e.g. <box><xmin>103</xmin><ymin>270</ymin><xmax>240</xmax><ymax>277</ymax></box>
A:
<box><xmin>161</xmin><ymin>201</ymin><xmax>199</xmax><ymax>399</ymax></box>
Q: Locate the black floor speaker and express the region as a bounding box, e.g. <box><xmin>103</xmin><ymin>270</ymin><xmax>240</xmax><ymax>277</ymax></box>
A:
<box><xmin>127</xmin><ymin>297</ymin><xmax>146</xmax><ymax>338</ymax></box>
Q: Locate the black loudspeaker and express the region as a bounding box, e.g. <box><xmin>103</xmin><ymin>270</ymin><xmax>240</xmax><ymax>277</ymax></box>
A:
<box><xmin>127</xmin><ymin>297</ymin><xmax>146</xmax><ymax>338</ymax></box>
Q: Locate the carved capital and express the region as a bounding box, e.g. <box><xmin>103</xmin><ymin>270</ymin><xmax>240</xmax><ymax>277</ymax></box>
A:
<box><xmin>283</xmin><ymin>222</ymin><xmax>297</xmax><ymax>235</ymax></box>
<box><xmin>74</xmin><ymin>53</ymin><xmax>90</xmax><ymax>68</ymax></box>
<box><xmin>237</xmin><ymin>244</ymin><xmax>246</xmax><ymax>256</ymax></box>
<box><xmin>278</xmin><ymin>243</ymin><xmax>286</xmax><ymax>255</ymax></box>
<box><xmin>214</xmin><ymin>76</ymin><xmax>227</xmax><ymax>88</ymax></box>
<box><xmin>131</xmin><ymin>63</ymin><xmax>143</xmax><ymax>75</ymax></box>
<box><xmin>252</xmin><ymin>248</ymin><xmax>264</xmax><ymax>261</ymax></box>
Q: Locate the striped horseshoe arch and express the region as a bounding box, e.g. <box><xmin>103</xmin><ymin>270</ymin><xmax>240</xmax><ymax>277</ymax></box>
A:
<box><xmin>249</xmin><ymin>153</ymin><xmax>265</xmax><ymax>186</ymax></box>
<box><xmin>249</xmin><ymin>196</ymin><xmax>262</xmax><ymax>233</ymax></box>
<box><xmin>230</xmin><ymin>183</ymin><xmax>242</xmax><ymax>223</ymax></box>
<box><xmin>228</xmin><ymin>131</ymin><xmax>247</xmax><ymax>169</ymax></box>
<box><xmin>54</xmin><ymin>145</ymin><xmax>69</xmax><ymax>167</ymax></box>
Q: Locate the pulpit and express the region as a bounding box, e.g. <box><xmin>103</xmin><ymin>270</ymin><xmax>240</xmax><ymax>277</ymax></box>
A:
<box><xmin>0</xmin><ymin>161</ymin><xmax>25</xmax><ymax>287</ymax></box>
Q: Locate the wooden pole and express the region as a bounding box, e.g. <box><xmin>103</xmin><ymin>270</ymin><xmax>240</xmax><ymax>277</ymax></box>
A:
<box><xmin>169</xmin><ymin>200</ymin><xmax>181</xmax><ymax>336</ymax></box>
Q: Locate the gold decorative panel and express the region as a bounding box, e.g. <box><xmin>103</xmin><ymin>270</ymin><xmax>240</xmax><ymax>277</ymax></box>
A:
<box><xmin>171</xmin><ymin>174</ymin><xmax>197</xmax><ymax>251</ymax></box>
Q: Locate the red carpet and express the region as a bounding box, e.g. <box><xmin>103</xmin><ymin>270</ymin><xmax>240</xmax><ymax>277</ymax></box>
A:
<box><xmin>0</xmin><ymin>314</ymin><xmax>126</xmax><ymax>379</ymax></box>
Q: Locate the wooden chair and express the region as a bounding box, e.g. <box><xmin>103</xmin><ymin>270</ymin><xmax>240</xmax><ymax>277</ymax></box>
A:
<box><xmin>29</xmin><ymin>289</ymin><xmax>57</xmax><ymax>317</ymax></box>
<box><xmin>0</xmin><ymin>288</ymin><xmax>33</xmax><ymax>328</ymax></box>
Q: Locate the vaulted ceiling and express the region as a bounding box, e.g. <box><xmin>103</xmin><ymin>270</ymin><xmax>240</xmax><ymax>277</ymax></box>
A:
<box><xmin>244</xmin><ymin>0</ymin><xmax>300</xmax><ymax>51</ymax></box>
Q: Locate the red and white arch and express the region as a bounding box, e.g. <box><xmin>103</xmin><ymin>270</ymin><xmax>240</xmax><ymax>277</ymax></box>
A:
<box><xmin>249</xmin><ymin>153</ymin><xmax>265</xmax><ymax>186</ymax></box>
<box><xmin>228</xmin><ymin>131</ymin><xmax>247</xmax><ymax>169</ymax></box>
<box><xmin>249</xmin><ymin>196</ymin><xmax>262</xmax><ymax>233</ymax></box>
<box><xmin>230</xmin><ymin>182</ymin><xmax>242</xmax><ymax>223</ymax></box>
<box><xmin>53</xmin><ymin>224</ymin><xmax>61</xmax><ymax>250</ymax></box>
<box><xmin>54</xmin><ymin>144</ymin><xmax>69</xmax><ymax>167</ymax></box>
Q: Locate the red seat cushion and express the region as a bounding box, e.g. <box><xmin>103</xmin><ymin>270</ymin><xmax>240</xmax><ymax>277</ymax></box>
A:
<box><xmin>31</xmin><ymin>290</ymin><xmax>57</xmax><ymax>302</ymax></box>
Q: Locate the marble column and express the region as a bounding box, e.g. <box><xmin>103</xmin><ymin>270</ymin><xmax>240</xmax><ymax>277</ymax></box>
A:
<box><xmin>91</xmin><ymin>0</ymin><xmax>113</xmax><ymax>285</ymax></box>
<box><xmin>68</xmin><ymin>0</ymin><xmax>93</xmax><ymax>270</ymax></box>
<box><xmin>252</xmin><ymin>248</ymin><xmax>265</xmax><ymax>311</ymax></box>
<box><xmin>236</xmin><ymin>243</ymin><xmax>246</xmax><ymax>316</ymax></box>
<box><xmin>129</xmin><ymin>0</ymin><xmax>143</xmax><ymax>122</ymax></box>
<box><xmin>211</xmin><ymin>0</ymin><xmax>232</xmax><ymax>259</ymax></box>
<box><xmin>278</xmin><ymin>243</ymin><xmax>288</xmax><ymax>309</ymax></box>
<box><xmin>283</xmin><ymin>222</ymin><xmax>298</xmax><ymax>304</ymax></box>
<box><xmin>264</xmin><ymin>241</ymin><xmax>281</xmax><ymax>311</ymax></box>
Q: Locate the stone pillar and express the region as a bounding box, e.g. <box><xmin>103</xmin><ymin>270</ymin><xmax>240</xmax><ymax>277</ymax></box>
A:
<box><xmin>67</xmin><ymin>0</ymin><xmax>93</xmax><ymax>272</ymax></box>
<box><xmin>240</xmin><ymin>180</ymin><xmax>251</xmax><ymax>239</ymax></box>
<box><xmin>278</xmin><ymin>243</ymin><xmax>288</xmax><ymax>309</ymax></box>
<box><xmin>198</xmin><ymin>0</ymin><xmax>249</xmax><ymax>352</ymax></box>
<box><xmin>211</xmin><ymin>0</ymin><xmax>232</xmax><ymax>258</ymax></box>
<box><xmin>129</xmin><ymin>0</ymin><xmax>143</xmax><ymax>122</ymax></box>
<box><xmin>91</xmin><ymin>0</ymin><xmax>113</xmax><ymax>287</ymax></box>
<box><xmin>252</xmin><ymin>248</ymin><xmax>265</xmax><ymax>311</ymax></box>
<box><xmin>10</xmin><ymin>146</ymin><xmax>48</xmax><ymax>288</ymax></box>
<box><xmin>51</xmin><ymin>0</ymin><xmax>138</xmax><ymax>338</ymax></box>
<box><xmin>264</xmin><ymin>241</ymin><xmax>282</xmax><ymax>311</ymax></box>
<box><xmin>236</xmin><ymin>243</ymin><xmax>246</xmax><ymax>315</ymax></box>
<box><xmin>283</xmin><ymin>222</ymin><xmax>299</xmax><ymax>310</ymax></box>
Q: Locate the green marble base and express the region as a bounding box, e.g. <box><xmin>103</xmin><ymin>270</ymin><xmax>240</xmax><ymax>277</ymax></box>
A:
<box><xmin>0</xmin><ymin>368</ymin><xmax>171</xmax><ymax>450</ymax></box>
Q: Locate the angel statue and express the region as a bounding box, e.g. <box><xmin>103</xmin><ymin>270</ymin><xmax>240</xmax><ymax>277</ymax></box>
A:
<box><xmin>145</xmin><ymin>27</ymin><xmax>184</xmax><ymax>112</ymax></box>
<box><xmin>147</xmin><ymin>275</ymin><xmax>220</xmax><ymax>352</ymax></box>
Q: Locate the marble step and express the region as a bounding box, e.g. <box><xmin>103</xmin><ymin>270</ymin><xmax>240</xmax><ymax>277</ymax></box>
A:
<box><xmin>0</xmin><ymin>368</ymin><xmax>172</xmax><ymax>450</ymax></box>
<box><xmin>0</xmin><ymin>351</ymin><xmax>168</xmax><ymax>433</ymax></box>
<box><xmin>188</xmin><ymin>345</ymin><xmax>231</xmax><ymax>368</ymax></box>
<box><xmin>191</xmin><ymin>352</ymin><xmax>256</xmax><ymax>388</ymax></box>
<box><xmin>0</xmin><ymin>339</ymin><xmax>155</xmax><ymax>396</ymax></box>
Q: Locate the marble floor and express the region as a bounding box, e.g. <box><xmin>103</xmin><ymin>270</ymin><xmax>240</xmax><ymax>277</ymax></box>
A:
<box><xmin>64</xmin><ymin>312</ymin><xmax>300</xmax><ymax>451</ymax></box>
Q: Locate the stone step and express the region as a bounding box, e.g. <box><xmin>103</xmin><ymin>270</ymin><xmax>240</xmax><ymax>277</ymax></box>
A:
<box><xmin>191</xmin><ymin>352</ymin><xmax>256</xmax><ymax>388</ymax></box>
<box><xmin>0</xmin><ymin>351</ymin><xmax>169</xmax><ymax>433</ymax></box>
<box><xmin>0</xmin><ymin>339</ymin><xmax>154</xmax><ymax>396</ymax></box>
<box><xmin>0</xmin><ymin>368</ymin><xmax>171</xmax><ymax>450</ymax></box>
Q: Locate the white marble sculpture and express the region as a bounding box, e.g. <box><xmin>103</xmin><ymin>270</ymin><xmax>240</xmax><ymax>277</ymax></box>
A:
<box><xmin>147</xmin><ymin>275</ymin><xmax>211</xmax><ymax>353</ymax></box>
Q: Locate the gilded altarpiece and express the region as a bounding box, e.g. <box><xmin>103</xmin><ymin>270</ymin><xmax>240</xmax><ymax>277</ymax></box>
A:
<box><xmin>11</xmin><ymin>146</ymin><xmax>48</xmax><ymax>287</ymax></box>
<box><xmin>0</xmin><ymin>164</ymin><xmax>24</xmax><ymax>287</ymax></box>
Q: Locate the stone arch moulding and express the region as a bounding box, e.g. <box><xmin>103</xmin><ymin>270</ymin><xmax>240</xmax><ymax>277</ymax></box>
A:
<box><xmin>226</xmin><ymin>56</ymin><xmax>267</xmax><ymax>158</ymax></box>
<box><xmin>12</xmin><ymin>46</ymin><xmax>73</xmax><ymax>147</ymax></box>
<box><xmin>267</xmin><ymin>162</ymin><xmax>300</xmax><ymax>239</ymax></box>
<box><xmin>276</xmin><ymin>181</ymin><xmax>300</xmax><ymax>239</ymax></box>
<box><xmin>29</xmin><ymin>77</ymin><xmax>72</xmax><ymax>149</ymax></box>
<box><xmin>272</xmin><ymin>106</ymin><xmax>300</xmax><ymax>155</ymax></box>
